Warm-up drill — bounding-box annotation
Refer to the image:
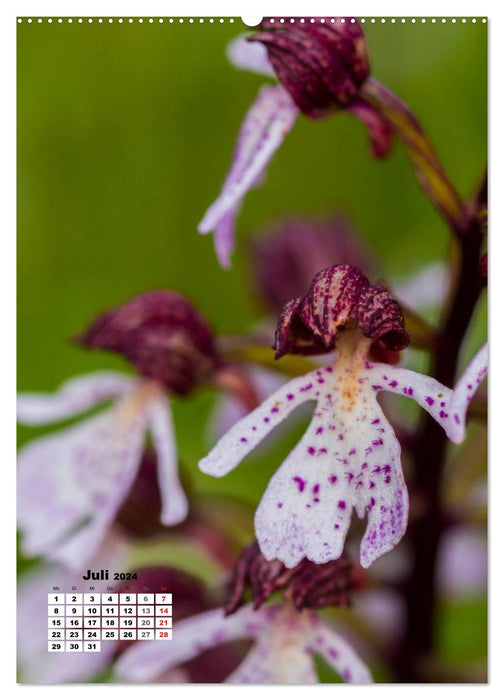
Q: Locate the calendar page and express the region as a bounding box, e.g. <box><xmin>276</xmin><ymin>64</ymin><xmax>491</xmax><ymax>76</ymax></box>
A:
<box><xmin>47</xmin><ymin>590</ymin><xmax>173</xmax><ymax>652</ymax></box>
<box><xmin>17</xmin><ymin>12</ymin><xmax>488</xmax><ymax>685</ymax></box>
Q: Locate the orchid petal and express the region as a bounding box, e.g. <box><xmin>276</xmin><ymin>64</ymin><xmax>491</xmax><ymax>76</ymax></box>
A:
<box><xmin>393</xmin><ymin>260</ymin><xmax>449</xmax><ymax>311</ymax></box>
<box><xmin>309</xmin><ymin>619</ymin><xmax>373</xmax><ymax>683</ymax></box>
<box><xmin>208</xmin><ymin>365</ymin><xmax>287</xmax><ymax>440</ymax></box>
<box><xmin>365</xmin><ymin>362</ymin><xmax>453</xmax><ymax>432</ymax></box>
<box><xmin>226</xmin><ymin>634</ymin><xmax>317</xmax><ymax>684</ymax></box>
<box><xmin>227</xmin><ymin>35</ymin><xmax>276</xmax><ymax>77</ymax></box>
<box><xmin>446</xmin><ymin>343</ymin><xmax>488</xmax><ymax>444</ymax></box>
<box><xmin>347</xmin><ymin>99</ymin><xmax>393</xmax><ymax>158</ymax></box>
<box><xmin>199</xmin><ymin>369</ymin><xmax>320</xmax><ymax>478</ymax></box>
<box><xmin>115</xmin><ymin>606</ymin><xmax>264</xmax><ymax>682</ymax></box>
<box><xmin>17</xmin><ymin>398</ymin><xmax>147</xmax><ymax>567</ymax></box>
<box><xmin>255</xmin><ymin>367</ymin><xmax>409</xmax><ymax>568</ymax></box>
<box><xmin>198</xmin><ymin>85</ymin><xmax>298</xmax><ymax>267</ymax></box>
<box><xmin>146</xmin><ymin>395</ymin><xmax>189</xmax><ymax>526</ymax></box>
<box><xmin>17</xmin><ymin>371</ymin><xmax>136</xmax><ymax>425</ymax></box>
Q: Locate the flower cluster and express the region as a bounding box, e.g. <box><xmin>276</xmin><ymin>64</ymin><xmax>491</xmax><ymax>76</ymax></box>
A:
<box><xmin>17</xmin><ymin>16</ymin><xmax>487</xmax><ymax>685</ymax></box>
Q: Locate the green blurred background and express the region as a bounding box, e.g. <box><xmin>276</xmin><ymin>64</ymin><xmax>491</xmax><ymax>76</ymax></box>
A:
<box><xmin>17</xmin><ymin>18</ymin><xmax>487</xmax><ymax>679</ymax></box>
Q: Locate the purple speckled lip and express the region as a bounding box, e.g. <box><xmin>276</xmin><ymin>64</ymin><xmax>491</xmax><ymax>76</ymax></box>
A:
<box><xmin>200</xmin><ymin>337</ymin><xmax>474</xmax><ymax>570</ymax></box>
<box><xmin>115</xmin><ymin>600</ymin><xmax>373</xmax><ymax>684</ymax></box>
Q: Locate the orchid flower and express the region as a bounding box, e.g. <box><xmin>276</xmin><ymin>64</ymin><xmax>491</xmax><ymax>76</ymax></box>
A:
<box><xmin>17</xmin><ymin>291</ymin><xmax>223</xmax><ymax>569</ymax></box>
<box><xmin>198</xmin><ymin>20</ymin><xmax>392</xmax><ymax>267</ymax></box>
<box><xmin>115</xmin><ymin>603</ymin><xmax>372</xmax><ymax>684</ymax></box>
<box><xmin>200</xmin><ymin>266</ymin><xmax>487</xmax><ymax>568</ymax></box>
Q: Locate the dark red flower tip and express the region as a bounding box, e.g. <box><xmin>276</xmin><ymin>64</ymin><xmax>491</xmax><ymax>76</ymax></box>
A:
<box><xmin>274</xmin><ymin>264</ymin><xmax>410</xmax><ymax>359</ymax></box>
<box><xmin>249</xmin><ymin>18</ymin><xmax>369</xmax><ymax>119</ymax></box>
<box><xmin>251</xmin><ymin>216</ymin><xmax>375</xmax><ymax>314</ymax></box>
<box><xmin>225</xmin><ymin>540</ymin><xmax>365</xmax><ymax>615</ymax></box>
<box><xmin>76</xmin><ymin>291</ymin><xmax>220</xmax><ymax>396</ymax></box>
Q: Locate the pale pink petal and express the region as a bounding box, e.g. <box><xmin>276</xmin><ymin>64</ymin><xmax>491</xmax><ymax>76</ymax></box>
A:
<box><xmin>199</xmin><ymin>369</ymin><xmax>320</xmax><ymax>478</ymax></box>
<box><xmin>255</xmin><ymin>367</ymin><xmax>408</xmax><ymax>569</ymax></box>
<box><xmin>213</xmin><ymin>206</ymin><xmax>240</xmax><ymax>269</ymax></box>
<box><xmin>354</xmin><ymin>589</ymin><xmax>405</xmax><ymax>642</ymax></box>
<box><xmin>18</xmin><ymin>398</ymin><xmax>147</xmax><ymax>567</ymax></box>
<box><xmin>17</xmin><ymin>371</ymin><xmax>135</xmax><ymax>425</ymax></box>
<box><xmin>365</xmin><ymin>362</ymin><xmax>453</xmax><ymax>432</ymax></box>
<box><xmin>115</xmin><ymin>605</ymin><xmax>265</xmax><ymax>682</ymax></box>
<box><xmin>227</xmin><ymin>35</ymin><xmax>276</xmax><ymax>77</ymax></box>
<box><xmin>146</xmin><ymin>395</ymin><xmax>189</xmax><ymax>526</ymax></box>
<box><xmin>226</xmin><ymin>635</ymin><xmax>317</xmax><ymax>684</ymax></box>
<box><xmin>393</xmin><ymin>260</ymin><xmax>449</xmax><ymax>310</ymax></box>
<box><xmin>446</xmin><ymin>343</ymin><xmax>488</xmax><ymax>444</ymax></box>
<box><xmin>308</xmin><ymin>618</ymin><xmax>373</xmax><ymax>683</ymax></box>
<box><xmin>208</xmin><ymin>365</ymin><xmax>287</xmax><ymax>440</ymax></box>
<box><xmin>438</xmin><ymin>525</ymin><xmax>487</xmax><ymax>597</ymax></box>
<box><xmin>198</xmin><ymin>85</ymin><xmax>298</xmax><ymax>267</ymax></box>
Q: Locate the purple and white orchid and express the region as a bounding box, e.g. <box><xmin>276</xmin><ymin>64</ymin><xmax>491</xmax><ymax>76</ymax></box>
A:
<box><xmin>115</xmin><ymin>602</ymin><xmax>372</xmax><ymax>684</ymax></box>
<box><xmin>17</xmin><ymin>290</ymin><xmax>224</xmax><ymax>569</ymax></box>
<box><xmin>200</xmin><ymin>266</ymin><xmax>487</xmax><ymax>569</ymax></box>
<box><xmin>199</xmin><ymin>19</ymin><xmax>392</xmax><ymax>268</ymax></box>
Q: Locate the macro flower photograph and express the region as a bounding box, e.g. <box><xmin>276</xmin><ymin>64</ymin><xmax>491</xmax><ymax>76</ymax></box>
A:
<box><xmin>17</xmin><ymin>15</ymin><xmax>487</xmax><ymax>684</ymax></box>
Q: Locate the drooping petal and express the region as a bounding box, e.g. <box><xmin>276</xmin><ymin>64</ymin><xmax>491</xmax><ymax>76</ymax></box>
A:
<box><xmin>446</xmin><ymin>343</ymin><xmax>488</xmax><ymax>444</ymax></box>
<box><xmin>198</xmin><ymin>85</ymin><xmax>298</xmax><ymax>267</ymax></box>
<box><xmin>227</xmin><ymin>35</ymin><xmax>276</xmax><ymax>77</ymax></box>
<box><xmin>347</xmin><ymin>99</ymin><xmax>393</xmax><ymax>158</ymax></box>
<box><xmin>17</xmin><ymin>372</ymin><xmax>136</xmax><ymax>425</ymax></box>
<box><xmin>115</xmin><ymin>605</ymin><xmax>265</xmax><ymax>682</ymax></box>
<box><xmin>254</xmin><ymin>367</ymin><xmax>408</xmax><ymax>568</ymax></box>
<box><xmin>146</xmin><ymin>394</ymin><xmax>189</xmax><ymax>526</ymax></box>
<box><xmin>364</xmin><ymin>362</ymin><xmax>454</xmax><ymax>432</ymax></box>
<box><xmin>17</xmin><ymin>396</ymin><xmax>147</xmax><ymax>567</ymax></box>
<box><xmin>308</xmin><ymin>618</ymin><xmax>373</xmax><ymax>683</ymax></box>
<box><xmin>199</xmin><ymin>369</ymin><xmax>320</xmax><ymax>478</ymax></box>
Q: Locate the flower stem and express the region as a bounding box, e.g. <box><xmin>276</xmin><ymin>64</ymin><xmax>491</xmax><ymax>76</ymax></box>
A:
<box><xmin>395</xmin><ymin>216</ymin><xmax>484</xmax><ymax>681</ymax></box>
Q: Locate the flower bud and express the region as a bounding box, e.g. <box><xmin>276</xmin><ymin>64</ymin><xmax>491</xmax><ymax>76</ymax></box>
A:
<box><xmin>251</xmin><ymin>217</ymin><xmax>375</xmax><ymax>314</ymax></box>
<box><xmin>249</xmin><ymin>18</ymin><xmax>370</xmax><ymax>119</ymax></box>
<box><xmin>274</xmin><ymin>264</ymin><xmax>410</xmax><ymax>359</ymax></box>
<box><xmin>226</xmin><ymin>540</ymin><xmax>365</xmax><ymax>614</ymax></box>
<box><xmin>77</xmin><ymin>291</ymin><xmax>220</xmax><ymax>396</ymax></box>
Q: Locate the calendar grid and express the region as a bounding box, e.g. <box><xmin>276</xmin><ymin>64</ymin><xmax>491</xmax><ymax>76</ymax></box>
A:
<box><xmin>47</xmin><ymin>592</ymin><xmax>173</xmax><ymax>652</ymax></box>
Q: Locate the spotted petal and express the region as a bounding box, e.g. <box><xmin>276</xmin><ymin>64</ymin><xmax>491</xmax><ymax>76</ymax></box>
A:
<box><xmin>199</xmin><ymin>369</ymin><xmax>320</xmax><ymax>478</ymax></box>
<box><xmin>208</xmin><ymin>365</ymin><xmax>287</xmax><ymax>440</ymax></box>
<box><xmin>365</xmin><ymin>362</ymin><xmax>454</xmax><ymax>431</ymax></box>
<box><xmin>17</xmin><ymin>371</ymin><xmax>136</xmax><ymax>425</ymax></box>
<box><xmin>446</xmin><ymin>343</ymin><xmax>488</xmax><ymax>444</ymax></box>
<box><xmin>17</xmin><ymin>396</ymin><xmax>147</xmax><ymax>568</ymax></box>
<box><xmin>198</xmin><ymin>84</ymin><xmax>298</xmax><ymax>268</ymax></box>
<box><xmin>146</xmin><ymin>394</ymin><xmax>189</xmax><ymax>526</ymax></box>
<box><xmin>308</xmin><ymin>617</ymin><xmax>373</xmax><ymax>683</ymax></box>
<box><xmin>254</xmin><ymin>367</ymin><xmax>408</xmax><ymax>568</ymax></box>
<box><xmin>115</xmin><ymin>606</ymin><xmax>265</xmax><ymax>682</ymax></box>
